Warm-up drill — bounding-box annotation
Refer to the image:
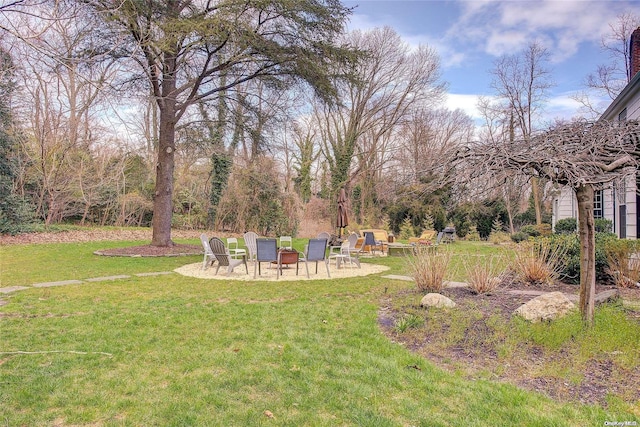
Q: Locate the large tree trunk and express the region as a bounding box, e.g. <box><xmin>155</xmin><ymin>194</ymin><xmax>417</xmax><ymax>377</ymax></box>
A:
<box><xmin>151</xmin><ymin>108</ymin><xmax>176</xmax><ymax>247</ymax></box>
<box><xmin>576</xmin><ymin>184</ymin><xmax>596</xmax><ymax>326</ymax></box>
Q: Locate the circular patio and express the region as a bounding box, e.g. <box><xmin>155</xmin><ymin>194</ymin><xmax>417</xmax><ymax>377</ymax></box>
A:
<box><xmin>174</xmin><ymin>260</ymin><xmax>390</xmax><ymax>281</ymax></box>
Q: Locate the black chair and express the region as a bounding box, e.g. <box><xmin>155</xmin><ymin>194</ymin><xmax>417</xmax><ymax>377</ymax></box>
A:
<box><xmin>363</xmin><ymin>231</ymin><xmax>381</xmax><ymax>255</ymax></box>
<box><xmin>254</xmin><ymin>238</ymin><xmax>279</xmax><ymax>279</ymax></box>
<box><xmin>300</xmin><ymin>238</ymin><xmax>331</xmax><ymax>278</ymax></box>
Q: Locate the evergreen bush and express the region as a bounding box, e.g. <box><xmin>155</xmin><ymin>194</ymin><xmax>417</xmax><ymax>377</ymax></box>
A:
<box><xmin>510</xmin><ymin>232</ymin><xmax>529</xmax><ymax>243</ymax></box>
<box><xmin>546</xmin><ymin>233</ymin><xmax>618</xmax><ymax>284</ymax></box>
<box><xmin>520</xmin><ymin>224</ymin><xmax>540</xmax><ymax>237</ymax></box>
<box><xmin>554</xmin><ymin>218</ymin><xmax>577</xmax><ymax>234</ymax></box>
<box><xmin>595</xmin><ymin>218</ymin><xmax>613</xmax><ymax>233</ymax></box>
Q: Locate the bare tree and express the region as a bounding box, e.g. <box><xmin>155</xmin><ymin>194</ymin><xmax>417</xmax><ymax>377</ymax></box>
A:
<box><xmin>5</xmin><ymin>3</ymin><xmax>118</xmax><ymax>224</ymax></box>
<box><xmin>464</xmin><ymin>119</ymin><xmax>640</xmax><ymax>325</ymax></box>
<box><xmin>574</xmin><ymin>13</ymin><xmax>640</xmax><ymax>117</ymax></box>
<box><xmin>476</xmin><ymin>97</ymin><xmax>530</xmax><ymax>233</ymax></box>
<box><xmin>317</xmin><ymin>26</ymin><xmax>446</xmax><ymax>221</ymax></box>
<box><xmin>489</xmin><ymin>41</ymin><xmax>555</xmax><ymax>225</ymax></box>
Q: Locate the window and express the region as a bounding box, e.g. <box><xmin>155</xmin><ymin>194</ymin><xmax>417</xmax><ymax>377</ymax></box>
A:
<box><xmin>593</xmin><ymin>190</ymin><xmax>603</xmax><ymax>219</ymax></box>
<box><xmin>618</xmin><ymin>108</ymin><xmax>627</xmax><ymax>121</ymax></box>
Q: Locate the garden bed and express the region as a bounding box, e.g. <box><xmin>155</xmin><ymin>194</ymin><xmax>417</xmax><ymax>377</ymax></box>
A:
<box><xmin>379</xmin><ymin>280</ymin><xmax>640</xmax><ymax>408</ymax></box>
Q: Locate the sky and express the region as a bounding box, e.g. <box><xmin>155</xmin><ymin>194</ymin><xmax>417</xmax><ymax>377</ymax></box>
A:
<box><xmin>341</xmin><ymin>0</ymin><xmax>640</xmax><ymax>124</ymax></box>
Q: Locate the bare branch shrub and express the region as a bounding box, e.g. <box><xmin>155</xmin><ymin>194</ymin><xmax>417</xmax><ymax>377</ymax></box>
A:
<box><xmin>465</xmin><ymin>255</ymin><xmax>505</xmax><ymax>294</ymax></box>
<box><xmin>605</xmin><ymin>240</ymin><xmax>640</xmax><ymax>288</ymax></box>
<box><xmin>406</xmin><ymin>246</ymin><xmax>451</xmax><ymax>293</ymax></box>
<box><xmin>512</xmin><ymin>239</ymin><xmax>565</xmax><ymax>286</ymax></box>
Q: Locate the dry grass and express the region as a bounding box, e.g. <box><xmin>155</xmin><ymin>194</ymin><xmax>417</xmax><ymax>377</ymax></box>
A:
<box><xmin>512</xmin><ymin>240</ymin><xmax>565</xmax><ymax>286</ymax></box>
<box><xmin>406</xmin><ymin>246</ymin><xmax>451</xmax><ymax>292</ymax></box>
<box><xmin>607</xmin><ymin>252</ymin><xmax>640</xmax><ymax>289</ymax></box>
<box><xmin>465</xmin><ymin>254</ymin><xmax>505</xmax><ymax>294</ymax></box>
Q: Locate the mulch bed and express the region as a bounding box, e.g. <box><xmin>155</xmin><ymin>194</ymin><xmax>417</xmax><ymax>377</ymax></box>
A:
<box><xmin>379</xmin><ymin>281</ymin><xmax>640</xmax><ymax>408</ymax></box>
<box><xmin>95</xmin><ymin>244</ymin><xmax>202</xmax><ymax>257</ymax></box>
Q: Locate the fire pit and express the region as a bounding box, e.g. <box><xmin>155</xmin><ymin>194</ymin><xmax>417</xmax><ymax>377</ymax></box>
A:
<box><xmin>273</xmin><ymin>249</ymin><xmax>300</xmax><ymax>275</ymax></box>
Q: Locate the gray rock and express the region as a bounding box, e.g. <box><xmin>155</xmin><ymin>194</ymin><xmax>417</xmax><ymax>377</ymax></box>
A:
<box><xmin>420</xmin><ymin>293</ymin><xmax>456</xmax><ymax>308</ymax></box>
<box><xmin>514</xmin><ymin>291</ymin><xmax>576</xmax><ymax>322</ymax></box>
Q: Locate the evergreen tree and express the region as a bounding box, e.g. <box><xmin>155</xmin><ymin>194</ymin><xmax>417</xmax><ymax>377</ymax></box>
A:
<box><xmin>0</xmin><ymin>48</ymin><xmax>35</xmax><ymax>234</ymax></box>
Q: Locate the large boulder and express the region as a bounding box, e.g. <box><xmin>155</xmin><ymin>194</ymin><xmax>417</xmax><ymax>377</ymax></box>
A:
<box><xmin>514</xmin><ymin>291</ymin><xmax>576</xmax><ymax>322</ymax></box>
<box><xmin>420</xmin><ymin>293</ymin><xmax>456</xmax><ymax>308</ymax></box>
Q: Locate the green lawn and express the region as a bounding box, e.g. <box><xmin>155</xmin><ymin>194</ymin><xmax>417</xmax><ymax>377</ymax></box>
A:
<box><xmin>0</xmin><ymin>238</ymin><xmax>637</xmax><ymax>426</ymax></box>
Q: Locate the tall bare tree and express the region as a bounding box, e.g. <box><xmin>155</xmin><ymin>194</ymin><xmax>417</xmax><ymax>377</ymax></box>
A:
<box><xmin>57</xmin><ymin>0</ymin><xmax>357</xmax><ymax>247</ymax></box>
<box><xmin>317</xmin><ymin>26</ymin><xmax>445</xmax><ymax>221</ymax></box>
<box><xmin>489</xmin><ymin>41</ymin><xmax>555</xmax><ymax>225</ymax></box>
<box><xmin>5</xmin><ymin>3</ymin><xmax>117</xmax><ymax>224</ymax></box>
<box><xmin>476</xmin><ymin>97</ymin><xmax>529</xmax><ymax>233</ymax></box>
<box><xmin>464</xmin><ymin>119</ymin><xmax>640</xmax><ymax>325</ymax></box>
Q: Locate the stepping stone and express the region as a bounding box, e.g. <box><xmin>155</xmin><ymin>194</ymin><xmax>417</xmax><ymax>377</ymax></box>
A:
<box><xmin>0</xmin><ymin>286</ymin><xmax>31</xmax><ymax>294</ymax></box>
<box><xmin>595</xmin><ymin>289</ymin><xmax>620</xmax><ymax>304</ymax></box>
<box><xmin>381</xmin><ymin>276</ymin><xmax>469</xmax><ymax>288</ymax></box>
<box><xmin>32</xmin><ymin>280</ymin><xmax>84</xmax><ymax>288</ymax></box>
<box><xmin>135</xmin><ymin>271</ymin><xmax>174</xmax><ymax>277</ymax></box>
<box><xmin>444</xmin><ymin>281</ymin><xmax>468</xmax><ymax>288</ymax></box>
<box><xmin>85</xmin><ymin>275</ymin><xmax>130</xmax><ymax>282</ymax></box>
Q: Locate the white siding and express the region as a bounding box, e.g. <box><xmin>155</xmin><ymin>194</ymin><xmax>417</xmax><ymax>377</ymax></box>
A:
<box><xmin>553</xmin><ymin>71</ymin><xmax>640</xmax><ymax>239</ymax></box>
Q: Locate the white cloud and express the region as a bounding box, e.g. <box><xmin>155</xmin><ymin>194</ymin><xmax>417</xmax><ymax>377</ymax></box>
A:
<box><xmin>451</xmin><ymin>0</ymin><xmax>633</xmax><ymax>61</ymax></box>
<box><xmin>445</xmin><ymin>93</ymin><xmax>484</xmax><ymax>119</ymax></box>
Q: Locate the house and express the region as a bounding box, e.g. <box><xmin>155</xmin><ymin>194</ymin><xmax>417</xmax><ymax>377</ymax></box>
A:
<box><xmin>552</xmin><ymin>27</ymin><xmax>640</xmax><ymax>239</ymax></box>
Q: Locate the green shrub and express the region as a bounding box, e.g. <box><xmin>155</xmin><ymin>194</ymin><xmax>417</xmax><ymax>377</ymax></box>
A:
<box><xmin>554</xmin><ymin>218</ymin><xmax>577</xmax><ymax>234</ymax></box>
<box><xmin>399</xmin><ymin>217</ymin><xmax>414</xmax><ymax>240</ymax></box>
<box><xmin>511</xmin><ymin>232</ymin><xmax>529</xmax><ymax>243</ymax></box>
<box><xmin>595</xmin><ymin>218</ymin><xmax>613</xmax><ymax>233</ymax></box>
<box><xmin>520</xmin><ymin>224</ymin><xmax>540</xmax><ymax>237</ymax></box>
<box><xmin>465</xmin><ymin>224</ymin><xmax>481</xmax><ymax>241</ymax></box>
<box><xmin>546</xmin><ymin>233</ymin><xmax>619</xmax><ymax>284</ymax></box>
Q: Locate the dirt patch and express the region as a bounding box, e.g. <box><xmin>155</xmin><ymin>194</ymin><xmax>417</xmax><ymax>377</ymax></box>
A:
<box><xmin>379</xmin><ymin>281</ymin><xmax>640</xmax><ymax>408</ymax></box>
<box><xmin>0</xmin><ymin>229</ymin><xmax>205</xmax><ymax>245</ymax></box>
<box><xmin>0</xmin><ymin>229</ymin><xmax>207</xmax><ymax>257</ymax></box>
<box><xmin>95</xmin><ymin>244</ymin><xmax>202</xmax><ymax>257</ymax></box>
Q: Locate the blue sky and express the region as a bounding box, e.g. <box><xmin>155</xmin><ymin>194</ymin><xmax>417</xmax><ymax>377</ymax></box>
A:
<box><xmin>342</xmin><ymin>0</ymin><xmax>640</xmax><ymax>123</ymax></box>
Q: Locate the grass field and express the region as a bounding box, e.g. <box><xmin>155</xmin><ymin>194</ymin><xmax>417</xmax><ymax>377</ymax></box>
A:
<box><xmin>1</xmin><ymin>237</ymin><xmax>638</xmax><ymax>426</ymax></box>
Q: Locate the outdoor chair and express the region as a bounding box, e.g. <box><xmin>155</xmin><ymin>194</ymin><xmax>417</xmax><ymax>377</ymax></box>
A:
<box><xmin>363</xmin><ymin>231</ymin><xmax>382</xmax><ymax>255</ymax></box>
<box><xmin>316</xmin><ymin>231</ymin><xmax>331</xmax><ymax>242</ymax></box>
<box><xmin>300</xmin><ymin>238</ymin><xmax>331</xmax><ymax>278</ymax></box>
<box><xmin>342</xmin><ymin>233</ymin><xmax>362</xmax><ymax>267</ymax></box>
<box><xmin>279</xmin><ymin>235</ymin><xmax>293</xmax><ymax>250</ymax></box>
<box><xmin>200</xmin><ymin>233</ymin><xmax>216</xmax><ymax>270</ymax></box>
<box><xmin>227</xmin><ymin>237</ymin><xmax>247</xmax><ymax>259</ymax></box>
<box><xmin>254</xmin><ymin>238</ymin><xmax>280</xmax><ymax>279</ymax></box>
<box><xmin>329</xmin><ymin>240</ymin><xmax>360</xmax><ymax>269</ymax></box>
<box><xmin>209</xmin><ymin>237</ymin><xmax>248</xmax><ymax>275</ymax></box>
<box><xmin>243</xmin><ymin>231</ymin><xmax>259</xmax><ymax>262</ymax></box>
